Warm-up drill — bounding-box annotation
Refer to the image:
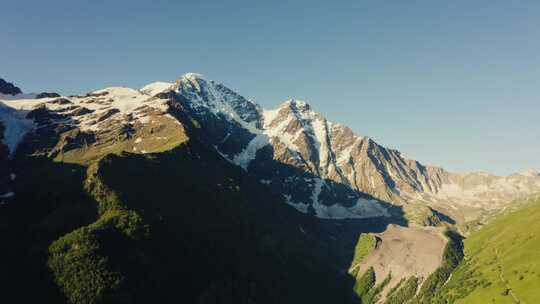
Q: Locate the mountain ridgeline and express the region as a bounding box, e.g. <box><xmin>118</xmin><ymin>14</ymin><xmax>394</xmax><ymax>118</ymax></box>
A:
<box><xmin>0</xmin><ymin>78</ymin><xmax>22</xmax><ymax>96</ymax></box>
<box><xmin>0</xmin><ymin>74</ymin><xmax>539</xmax><ymax>303</ymax></box>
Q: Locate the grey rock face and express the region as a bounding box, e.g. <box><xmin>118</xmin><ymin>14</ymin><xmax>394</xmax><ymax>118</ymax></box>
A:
<box><xmin>0</xmin><ymin>78</ymin><xmax>22</xmax><ymax>96</ymax></box>
<box><xmin>35</xmin><ymin>92</ymin><xmax>61</xmax><ymax>99</ymax></box>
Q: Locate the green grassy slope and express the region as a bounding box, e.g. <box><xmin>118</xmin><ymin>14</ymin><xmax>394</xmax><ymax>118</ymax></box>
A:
<box><xmin>434</xmin><ymin>196</ymin><xmax>540</xmax><ymax>304</ymax></box>
<box><xmin>349</xmin><ymin>234</ymin><xmax>377</xmax><ymax>275</ymax></box>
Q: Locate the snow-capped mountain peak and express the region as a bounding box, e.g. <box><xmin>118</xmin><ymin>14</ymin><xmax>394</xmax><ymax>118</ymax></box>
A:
<box><xmin>173</xmin><ymin>73</ymin><xmax>215</xmax><ymax>96</ymax></box>
<box><xmin>281</xmin><ymin>99</ymin><xmax>311</xmax><ymax>110</ymax></box>
<box><xmin>183</xmin><ymin>72</ymin><xmax>206</xmax><ymax>81</ymax></box>
<box><xmin>172</xmin><ymin>73</ymin><xmax>263</xmax><ymax>130</ymax></box>
<box><xmin>165</xmin><ymin>74</ymin><xmax>540</xmax><ymax>220</ymax></box>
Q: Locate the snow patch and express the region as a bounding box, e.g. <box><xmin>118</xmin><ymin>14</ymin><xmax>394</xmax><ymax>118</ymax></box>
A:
<box><xmin>92</xmin><ymin>87</ymin><xmax>151</xmax><ymax>113</ymax></box>
<box><xmin>232</xmin><ymin>133</ymin><xmax>268</xmax><ymax>170</ymax></box>
<box><xmin>308</xmin><ymin>178</ymin><xmax>390</xmax><ymax>219</ymax></box>
<box><xmin>284</xmin><ymin>194</ymin><xmax>310</xmax><ymax>213</ymax></box>
<box><xmin>140</xmin><ymin>81</ymin><xmax>173</xmax><ymax>96</ymax></box>
<box><xmin>183</xmin><ymin>72</ymin><xmax>206</xmax><ymax>81</ymax></box>
<box><xmin>0</xmin><ymin>102</ymin><xmax>36</xmax><ymax>156</ymax></box>
<box><xmin>311</xmin><ymin>117</ymin><xmax>329</xmax><ymax>167</ymax></box>
<box><xmin>262</xmin><ymin>108</ymin><xmax>280</xmax><ymax>128</ymax></box>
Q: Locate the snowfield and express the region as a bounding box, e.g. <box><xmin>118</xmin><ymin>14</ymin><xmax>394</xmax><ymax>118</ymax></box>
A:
<box><xmin>0</xmin><ymin>102</ymin><xmax>35</xmax><ymax>157</ymax></box>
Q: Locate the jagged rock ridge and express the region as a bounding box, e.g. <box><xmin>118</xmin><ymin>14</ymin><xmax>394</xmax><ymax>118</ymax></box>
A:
<box><xmin>0</xmin><ymin>78</ymin><xmax>22</xmax><ymax>96</ymax></box>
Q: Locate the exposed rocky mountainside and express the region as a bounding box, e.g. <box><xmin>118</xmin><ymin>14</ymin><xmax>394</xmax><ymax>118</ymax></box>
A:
<box><xmin>166</xmin><ymin>73</ymin><xmax>540</xmax><ymax>223</ymax></box>
<box><xmin>164</xmin><ymin>74</ymin><xmax>540</xmax><ymax>223</ymax></box>
<box><xmin>1</xmin><ymin>73</ymin><xmax>539</xmax><ymax>225</ymax></box>
<box><xmin>0</xmin><ymin>78</ymin><xmax>22</xmax><ymax>96</ymax></box>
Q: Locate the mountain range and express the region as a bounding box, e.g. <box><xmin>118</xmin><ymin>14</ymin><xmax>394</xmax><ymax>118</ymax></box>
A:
<box><xmin>1</xmin><ymin>73</ymin><xmax>539</xmax><ymax>303</ymax></box>
<box><xmin>2</xmin><ymin>73</ymin><xmax>538</xmax><ymax>225</ymax></box>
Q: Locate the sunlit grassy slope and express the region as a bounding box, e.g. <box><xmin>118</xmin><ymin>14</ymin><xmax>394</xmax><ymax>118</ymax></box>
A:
<box><xmin>435</xmin><ymin>196</ymin><xmax>540</xmax><ymax>304</ymax></box>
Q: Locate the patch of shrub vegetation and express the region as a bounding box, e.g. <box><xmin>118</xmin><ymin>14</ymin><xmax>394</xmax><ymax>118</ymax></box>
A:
<box><xmin>386</xmin><ymin>277</ymin><xmax>406</xmax><ymax>298</ymax></box>
<box><xmin>352</xmin><ymin>234</ymin><xmax>377</xmax><ymax>266</ymax></box>
<box><xmin>47</xmin><ymin>209</ymin><xmax>148</xmax><ymax>304</ymax></box>
<box><xmin>386</xmin><ymin>276</ymin><xmax>419</xmax><ymax>304</ymax></box>
<box><xmin>361</xmin><ymin>272</ymin><xmax>392</xmax><ymax>304</ymax></box>
<box><xmin>354</xmin><ymin>267</ymin><xmax>376</xmax><ymax>298</ymax></box>
<box><xmin>427</xmin><ymin>261</ymin><xmax>484</xmax><ymax>303</ymax></box>
<box><xmin>350</xmin><ymin>233</ymin><xmax>377</xmax><ymax>279</ymax></box>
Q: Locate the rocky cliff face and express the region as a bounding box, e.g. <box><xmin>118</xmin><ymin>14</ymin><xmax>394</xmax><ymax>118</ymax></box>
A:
<box><xmin>0</xmin><ymin>78</ymin><xmax>22</xmax><ymax>96</ymax></box>
<box><xmin>1</xmin><ymin>73</ymin><xmax>539</xmax><ymax>222</ymax></box>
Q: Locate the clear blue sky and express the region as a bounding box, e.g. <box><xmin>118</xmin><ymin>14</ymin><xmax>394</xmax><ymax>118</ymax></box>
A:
<box><xmin>2</xmin><ymin>0</ymin><xmax>539</xmax><ymax>175</ymax></box>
